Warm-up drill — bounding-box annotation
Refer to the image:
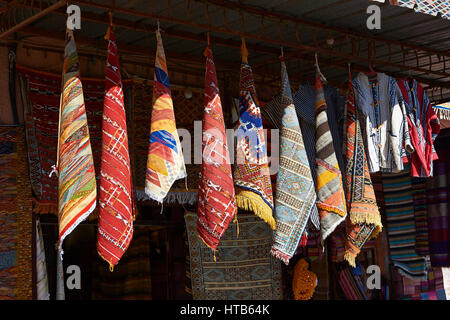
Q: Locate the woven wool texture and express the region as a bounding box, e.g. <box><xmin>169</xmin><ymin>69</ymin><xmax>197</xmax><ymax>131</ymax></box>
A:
<box><xmin>271</xmin><ymin>58</ymin><xmax>317</xmax><ymax>265</ymax></box>
<box><xmin>314</xmin><ymin>71</ymin><xmax>347</xmax><ymax>241</ymax></box>
<box><xmin>196</xmin><ymin>46</ymin><xmax>236</xmax><ymax>251</ymax></box>
<box><xmin>97</xmin><ymin>26</ymin><xmax>134</xmax><ymax>269</ymax></box>
<box><xmin>185</xmin><ymin>211</ymin><xmax>282</xmax><ymax>300</ymax></box>
<box><xmin>145</xmin><ymin>29</ymin><xmax>186</xmax><ymax>203</ymax></box>
<box><xmin>0</xmin><ymin>127</ymin><xmax>33</xmax><ymax>300</ymax></box>
<box><xmin>57</xmin><ymin>29</ymin><xmax>97</xmax><ymax>254</ymax></box>
<box><xmin>233</xmin><ymin>42</ymin><xmax>275</xmax><ymax>229</ymax></box>
<box><xmin>343</xmin><ymin>78</ymin><xmax>382</xmax><ymax>267</ymax></box>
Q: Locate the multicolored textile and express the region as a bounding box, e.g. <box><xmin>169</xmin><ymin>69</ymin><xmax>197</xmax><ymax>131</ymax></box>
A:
<box><xmin>233</xmin><ymin>40</ymin><xmax>275</xmax><ymax>229</ymax></box>
<box><xmin>56</xmin><ymin>29</ymin><xmax>97</xmax><ymax>255</ymax></box>
<box><xmin>18</xmin><ymin>66</ymin><xmax>105</xmax><ymax>215</ymax></box>
<box><xmin>353</xmin><ymin>72</ymin><xmax>413</xmax><ymax>173</ymax></box>
<box><xmin>393</xmin><ymin>0</ymin><xmax>450</xmax><ymax>20</ymax></box>
<box><xmin>185</xmin><ymin>211</ymin><xmax>282</xmax><ymax>299</ymax></box>
<box><xmin>411</xmin><ymin>178</ymin><xmax>430</xmax><ymax>256</ymax></box>
<box><xmin>338</xmin><ymin>262</ymin><xmax>369</xmax><ymax>300</ymax></box>
<box><xmin>382</xmin><ymin>165</ymin><xmax>428</xmax><ymax>279</ymax></box>
<box><xmin>145</xmin><ymin>29</ymin><xmax>186</xmax><ymax>203</ymax></box>
<box><xmin>398</xmin><ymin>267</ymin><xmax>447</xmax><ymax>300</ymax></box>
<box><xmin>0</xmin><ymin>127</ymin><xmax>33</xmax><ymax>300</ymax></box>
<box><xmin>36</xmin><ymin>219</ymin><xmax>50</xmax><ymax>300</ymax></box>
<box><xmin>92</xmin><ymin>228</ymin><xmax>152</xmax><ymax>300</ymax></box>
<box><xmin>426</xmin><ymin>140</ymin><xmax>450</xmax><ymax>267</ymax></box>
<box><xmin>442</xmin><ymin>267</ymin><xmax>450</xmax><ymax>299</ymax></box>
<box><xmin>271</xmin><ymin>59</ymin><xmax>317</xmax><ymax>265</ymax></box>
<box><xmin>97</xmin><ymin>26</ymin><xmax>134</xmax><ymax>269</ymax></box>
<box><xmin>314</xmin><ymin>72</ymin><xmax>347</xmax><ymax>241</ymax></box>
<box><xmin>398</xmin><ymin>79</ymin><xmax>440</xmax><ymax>177</ymax></box>
<box><xmin>197</xmin><ymin>45</ymin><xmax>236</xmax><ymax>251</ymax></box>
<box><xmin>343</xmin><ymin>78</ymin><xmax>382</xmax><ymax>267</ymax></box>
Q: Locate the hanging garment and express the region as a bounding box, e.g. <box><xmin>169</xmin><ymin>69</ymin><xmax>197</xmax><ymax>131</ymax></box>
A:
<box><xmin>196</xmin><ymin>45</ymin><xmax>236</xmax><ymax>251</ymax></box>
<box><xmin>353</xmin><ymin>72</ymin><xmax>413</xmax><ymax>173</ymax></box>
<box><xmin>97</xmin><ymin>26</ymin><xmax>134</xmax><ymax>269</ymax></box>
<box><xmin>233</xmin><ymin>40</ymin><xmax>275</xmax><ymax>229</ymax></box>
<box><xmin>314</xmin><ymin>71</ymin><xmax>347</xmax><ymax>242</ymax></box>
<box><xmin>382</xmin><ymin>165</ymin><xmax>428</xmax><ymax>280</ymax></box>
<box><xmin>56</xmin><ymin>29</ymin><xmax>97</xmax><ymax>256</ymax></box>
<box><xmin>145</xmin><ymin>29</ymin><xmax>186</xmax><ymax>202</ymax></box>
<box><xmin>343</xmin><ymin>78</ymin><xmax>382</xmax><ymax>267</ymax></box>
<box><xmin>36</xmin><ymin>219</ymin><xmax>50</xmax><ymax>300</ymax></box>
<box><xmin>271</xmin><ymin>59</ymin><xmax>317</xmax><ymax>265</ymax></box>
<box><xmin>397</xmin><ymin>79</ymin><xmax>440</xmax><ymax>177</ymax></box>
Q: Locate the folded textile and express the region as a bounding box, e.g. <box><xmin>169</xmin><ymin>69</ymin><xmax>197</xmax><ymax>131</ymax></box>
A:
<box><xmin>338</xmin><ymin>262</ymin><xmax>369</xmax><ymax>300</ymax></box>
<box><xmin>233</xmin><ymin>39</ymin><xmax>275</xmax><ymax>229</ymax></box>
<box><xmin>411</xmin><ymin>178</ymin><xmax>430</xmax><ymax>256</ymax></box>
<box><xmin>56</xmin><ymin>29</ymin><xmax>97</xmax><ymax>255</ymax></box>
<box><xmin>196</xmin><ymin>45</ymin><xmax>236</xmax><ymax>251</ymax></box>
<box><xmin>382</xmin><ymin>165</ymin><xmax>428</xmax><ymax>280</ymax></box>
<box><xmin>145</xmin><ymin>28</ymin><xmax>186</xmax><ymax>203</ymax></box>
<box><xmin>343</xmin><ymin>78</ymin><xmax>382</xmax><ymax>267</ymax></box>
<box><xmin>314</xmin><ymin>71</ymin><xmax>347</xmax><ymax>241</ymax></box>
<box><xmin>97</xmin><ymin>26</ymin><xmax>134</xmax><ymax>269</ymax></box>
<box><xmin>271</xmin><ymin>58</ymin><xmax>317</xmax><ymax>265</ymax></box>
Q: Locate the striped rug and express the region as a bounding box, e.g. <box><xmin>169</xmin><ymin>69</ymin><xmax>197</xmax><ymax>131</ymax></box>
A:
<box><xmin>382</xmin><ymin>166</ymin><xmax>428</xmax><ymax>280</ymax></box>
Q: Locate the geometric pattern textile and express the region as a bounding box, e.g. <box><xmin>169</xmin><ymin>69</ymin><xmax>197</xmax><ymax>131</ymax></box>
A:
<box><xmin>196</xmin><ymin>45</ymin><xmax>236</xmax><ymax>251</ymax></box>
<box><xmin>56</xmin><ymin>29</ymin><xmax>97</xmax><ymax>256</ymax></box>
<box><xmin>343</xmin><ymin>78</ymin><xmax>382</xmax><ymax>267</ymax></box>
<box><xmin>271</xmin><ymin>58</ymin><xmax>317</xmax><ymax>265</ymax></box>
<box><xmin>0</xmin><ymin>127</ymin><xmax>33</xmax><ymax>299</ymax></box>
<box><xmin>185</xmin><ymin>211</ymin><xmax>282</xmax><ymax>300</ymax></box>
<box><xmin>97</xmin><ymin>26</ymin><xmax>134</xmax><ymax>269</ymax></box>
<box><xmin>145</xmin><ymin>28</ymin><xmax>186</xmax><ymax>203</ymax></box>
<box><xmin>314</xmin><ymin>71</ymin><xmax>347</xmax><ymax>242</ymax></box>
<box><xmin>394</xmin><ymin>0</ymin><xmax>450</xmax><ymax>20</ymax></box>
<box><xmin>233</xmin><ymin>39</ymin><xmax>275</xmax><ymax>229</ymax></box>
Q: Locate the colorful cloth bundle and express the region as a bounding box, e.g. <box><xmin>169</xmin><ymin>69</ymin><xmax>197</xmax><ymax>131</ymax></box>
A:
<box><xmin>271</xmin><ymin>58</ymin><xmax>317</xmax><ymax>265</ymax></box>
<box><xmin>0</xmin><ymin>127</ymin><xmax>33</xmax><ymax>300</ymax></box>
<box><xmin>145</xmin><ymin>29</ymin><xmax>186</xmax><ymax>203</ymax></box>
<box><xmin>56</xmin><ymin>29</ymin><xmax>97</xmax><ymax>255</ymax></box>
<box><xmin>97</xmin><ymin>26</ymin><xmax>134</xmax><ymax>270</ymax></box>
<box><xmin>399</xmin><ymin>267</ymin><xmax>447</xmax><ymax>300</ymax></box>
<box><xmin>197</xmin><ymin>45</ymin><xmax>236</xmax><ymax>251</ymax></box>
<box><xmin>185</xmin><ymin>211</ymin><xmax>282</xmax><ymax>299</ymax></box>
<box><xmin>314</xmin><ymin>71</ymin><xmax>347</xmax><ymax>241</ymax></box>
<box><xmin>338</xmin><ymin>262</ymin><xmax>369</xmax><ymax>300</ymax></box>
<box><xmin>233</xmin><ymin>39</ymin><xmax>275</xmax><ymax>229</ymax></box>
<box><xmin>382</xmin><ymin>165</ymin><xmax>428</xmax><ymax>279</ymax></box>
<box><xmin>411</xmin><ymin>178</ymin><xmax>430</xmax><ymax>256</ymax></box>
<box><xmin>343</xmin><ymin>78</ymin><xmax>382</xmax><ymax>267</ymax></box>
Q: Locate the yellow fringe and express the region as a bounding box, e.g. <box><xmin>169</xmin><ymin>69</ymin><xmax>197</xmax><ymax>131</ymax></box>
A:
<box><xmin>235</xmin><ymin>192</ymin><xmax>276</xmax><ymax>230</ymax></box>
<box><xmin>349</xmin><ymin>210</ymin><xmax>383</xmax><ymax>239</ymax></box>
<box><xmin>344</xmin><ymin>251</ymin><xmax>356</xmax><ymax>268</ymax></box>
<box><xmin>198</xmin><ymin>234</ymin><xmax>218</xmax><ymax>262</ymax></box>
<box><xmin>234</xmin><ymin>211</ymin><xmax>239</xmax><ymax>238</ymax></box>
<box><xmin>109</xmin><ymin>263</ymin><xmax>114</xmax><ymax>272</ymax></box>
<box><xmin>33</xmin><ymin>200</ymin><xmax>58</xmax><ymax>215</ymax></box>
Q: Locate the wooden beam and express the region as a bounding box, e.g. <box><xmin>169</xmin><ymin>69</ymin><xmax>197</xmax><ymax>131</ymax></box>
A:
<box><xmin>0</xmin><ymin>0</ymin><xmax>66</xmax><ymax>41</ymax></box>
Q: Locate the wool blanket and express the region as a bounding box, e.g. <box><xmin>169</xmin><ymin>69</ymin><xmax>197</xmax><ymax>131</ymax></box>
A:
<box><xmin>338</xmin><ymin>262</ymin><xmax>369</xmax><ymax>300</ymax></box>
<box><xmin>233</xmin><ymin>39</ymin><xmax>275</xmax><ymax>229</ymax></box>
<box><xmin>18</xmin><ymin>66</ymin><xmax>105</xmax><ymax>216</ymax></box>
<box><xmin>56</xmin><ymin>29</ymin><xmax>97</xmax><ymax>255</ymax></box>
<box><xmin>411</xmin><ymin>178</ymin><xmax>430</xmax><ymax>256</ymax></box>
<box><xmin>382</xmin><ymin>165</ymin><xmax>428</xmax><ymax>280</ymax></box>
<box><xmin>197</xmin><ymin>45</ymin><xmax>236</xmax><ymax>251</ymax></box>
<box><xmin>145</xmin><ymin>29</ymin><xmax>186</xmax><ymax>203</ymax></box>
<box><xmin>271</xmin><ymin>58</ymin><xmax>317</xmax><ymax>265</ymax></box>
<box><xmin>425</xmin><ymin>141</ymin><xmax>450</xmax><ymax>267</ymax></box>
<box><xmin>343</xmin><ymin>79</ymin><xmax>382</xmax><ymax>267</ymax></box>
<box><xmin>0</xmin><ymin>127</ymin><xmax>33</xmax><ymax>300</ymax></box>
<box><xmin>398</xmin><ymin>267</ymin><xmax>447</xmax><ymax>300</ymax></box>
<box><xmin>185</xmin><ymin>211</ymin><xmax>282</xmax><ymax>299</ymax></box>
<box><xmin>97</xmin><ymin>26</ymin><xmax>134</xmax><ymax>270</ymax></box>
<box><xmin>314</xmin><ymin>71</ymin><xmax>347</xmax><ymax>241</ymax></box>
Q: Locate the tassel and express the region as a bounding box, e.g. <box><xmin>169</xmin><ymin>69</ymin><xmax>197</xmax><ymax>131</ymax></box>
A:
<box><xmin>234</xmin><ymin>211</ymin><xmax>239</xmax><ymax>238</ymax></box>
<box><xmin>300</xmin><ymin>234</ymin><xmax>308</xmax><ymax>247</ymax></box>
<box><xmin>109</xmin><ymin>263</ymin><xmax>114</xmax><ymax>272</ymax></box>
<box><xmin>213</xmin><ymin>249</ymin><xmax>216</xmax><ymax>262</ymax></box>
